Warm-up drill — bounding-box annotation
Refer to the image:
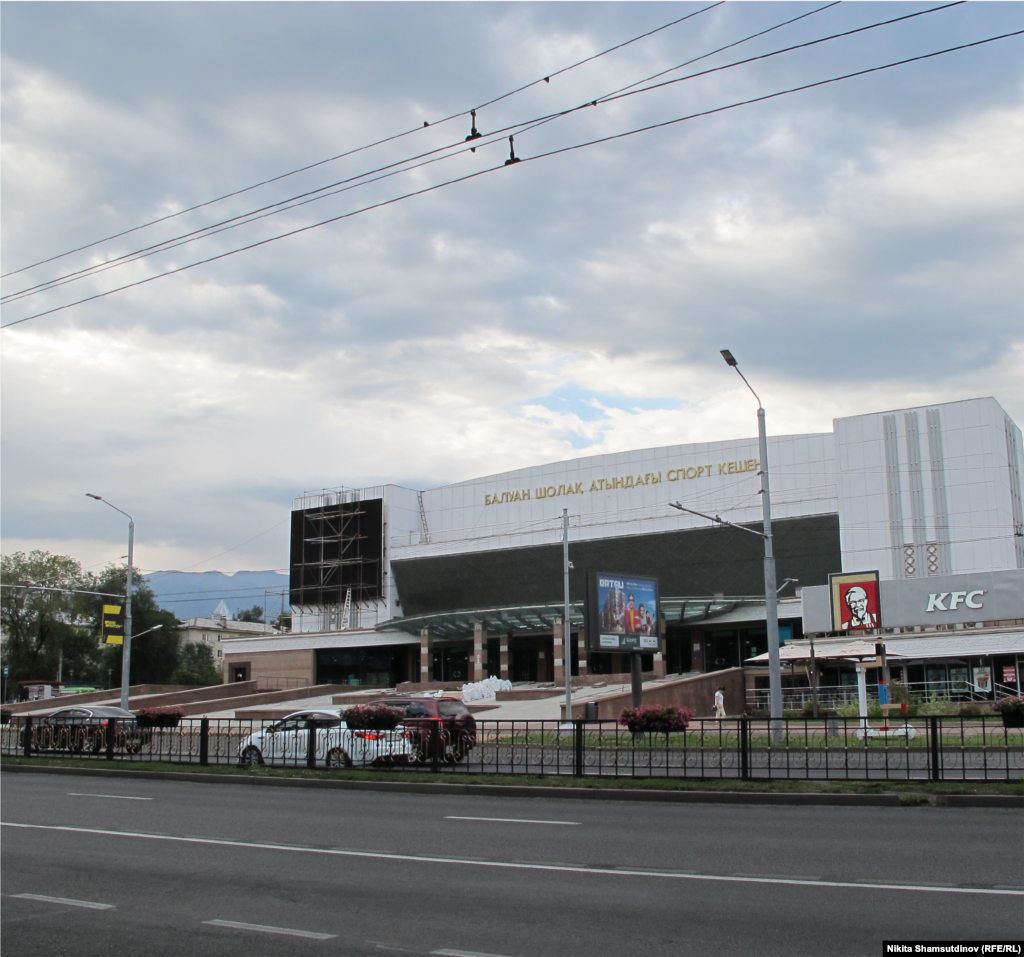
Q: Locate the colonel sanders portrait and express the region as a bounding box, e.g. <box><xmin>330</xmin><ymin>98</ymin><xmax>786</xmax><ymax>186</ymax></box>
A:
<box><xmin>841</xmin><ymin>585</ymin><xmax>878</xmax><ymax>630</ymax></box>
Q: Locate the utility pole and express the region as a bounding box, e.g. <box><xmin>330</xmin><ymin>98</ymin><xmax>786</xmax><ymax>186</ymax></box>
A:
<box><xmin>87</xmin><ymin>494</ymin><xmax>134</xmax><ymax>711</ymax></box>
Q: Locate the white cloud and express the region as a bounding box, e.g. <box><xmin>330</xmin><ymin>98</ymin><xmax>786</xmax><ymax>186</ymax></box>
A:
<box><xmin>3</xmin><ymin>3</ymin><xmax>1023</xmax><ymax>576</ymax></box>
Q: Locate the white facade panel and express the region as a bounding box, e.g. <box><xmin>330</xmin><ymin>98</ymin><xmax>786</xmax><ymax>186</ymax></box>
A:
<box><xmin>833</xmin><ymin>397</ymin><xmax>1021</xmax><ymax>579</ymax></box>
<box><xmin>292</xmin><ymin>396</ymin><xmax>1020</xmax><ymax>626</ymax></box>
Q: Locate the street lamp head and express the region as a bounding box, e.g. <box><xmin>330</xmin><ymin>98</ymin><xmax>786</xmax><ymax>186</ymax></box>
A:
<box><xmin>720</xmin><ymin>349</ymin><xmax>738</xmax><ymax>367</ymax></box>
<box><xmin>85</xmin><ymin>493</ymin><xmax>102</xmax><ymax>500</ymax></box>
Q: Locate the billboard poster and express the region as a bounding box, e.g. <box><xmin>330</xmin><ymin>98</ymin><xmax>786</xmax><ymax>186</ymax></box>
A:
<box><xmin>829</xmin><ymin>571</ymin><xmax>881</xmax><ymax>632</ymax></box>
<box><xmin>101</xmin><ymin>604</ymin><xmax>124</xmax><ymax>645</ymax></box>
<box><xmin>1003</xmin><ymin>665</ymin><xmax>1018</xmax><ymax>686</ymax></box>
<box><xmin>972</xmin><ymin>666</ymin><xmax>992</xmax><ymax>694</ymax></box>
<box><xmin>586</xmin><ymin>571</ymin><xmax>660</xmax><ymax>652</ymax></box>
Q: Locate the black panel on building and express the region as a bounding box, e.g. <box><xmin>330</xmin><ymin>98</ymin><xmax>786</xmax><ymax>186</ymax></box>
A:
<box><xmin>290</xmin><ymin>498</ymin><xmax>384</xmax><ymax>605</ymax></box>
<box><xmin>391</xmin><ymin>514</ymin><xmax>840</xmax><ymax>616</ymax></box>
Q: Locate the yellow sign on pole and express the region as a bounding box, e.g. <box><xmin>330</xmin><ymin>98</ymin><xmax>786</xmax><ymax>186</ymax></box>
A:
<box><xmin>102</xmin><ymin>604</ymin><xmax>124</xmax><ymax>644</ymax></box>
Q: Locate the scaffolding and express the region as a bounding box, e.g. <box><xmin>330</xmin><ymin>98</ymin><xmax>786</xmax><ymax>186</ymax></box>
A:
<box><xmin>289</xmin><ymin>496</ymin><xmax>384</xmax><ymax>616</ymax></box>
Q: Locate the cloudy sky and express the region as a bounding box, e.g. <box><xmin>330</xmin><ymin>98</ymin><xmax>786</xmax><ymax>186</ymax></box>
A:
<box><xmin>2</xmin><ymin>1</ymin><xmax>1022</xmax><ymax>579</ymax></box>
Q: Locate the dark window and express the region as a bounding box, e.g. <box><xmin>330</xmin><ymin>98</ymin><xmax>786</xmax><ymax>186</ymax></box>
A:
<box><xmin>391</xmin><ymin>514</ymin><xmax>841</xmax><ymax>616</ymax></box>
<box><xmin>437</xmin><ymin>701</ymin><xmax>470</xmax><ymax>717</ymax></box>
<box><xmin>315</xmin><ymin>646</ymin><xmax>406</xmax><ymax>687</ymax></box>
<box><xmin>705</xmin><ymin>630</ymin><xmax>739</xmax><ymax>670</ymax></box>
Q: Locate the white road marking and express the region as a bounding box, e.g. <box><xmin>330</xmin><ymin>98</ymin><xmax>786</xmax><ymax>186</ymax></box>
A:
<box><xmin>67</xmin><ymin>793</ymin><xmax>153</xmax><ymax>801</ymax></box>
<box><xmin>13</xmin><ymin>893</ymin><xmax>115</xmax><ymax>910</ymax></box>
<box><xmin>204</xmin><ymin>919</ymin><xmax>336</xmax><ymax>940</ymax></box>
<box><xmin>432</xmin><ymin>950</ymin><xmax>514</xmax><ymax>957</ymax></box>
<box><xmin>3</xmin><ymin>822</ymin><xmax>1020</xmax><ymax>898</ymax></box>
<box><xmin>445</xmin><ymin>816</ymin><xmax>579</xmax><ymax>825</ymax></box>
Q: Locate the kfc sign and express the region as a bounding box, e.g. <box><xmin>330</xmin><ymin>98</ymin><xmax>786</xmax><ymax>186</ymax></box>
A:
<box><xmin>829</xmin><ymin>570</ymin><xmax>881</xmax><ymax>633</ymax></box>
<box><xmin>925</xmin><ymin>590</ymin><xmax>985</xmax><ymax>612</ymax></box>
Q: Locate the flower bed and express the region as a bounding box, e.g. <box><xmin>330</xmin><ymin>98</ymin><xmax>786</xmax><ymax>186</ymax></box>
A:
<box><xmin>993</xmin><ymin>696</ymin><xmax>1024</xmax><ymax>728</ymax></box>
<box><xmin>134</xmin><ymin>707</ymin><xmax>186</xmax><ymax>728</ymax></box>
<box><xmin>340</xmin><ymin>704</ymin><xmax>404</xmax><ymax>731</ymax></box>
<box><xmin>618</xmin><ymin>705</ymin><xmax>693</xmax><ymax>734</ymax></box>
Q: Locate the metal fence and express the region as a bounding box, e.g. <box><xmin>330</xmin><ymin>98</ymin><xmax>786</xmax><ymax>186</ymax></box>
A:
<box><xmin>746</xmin><ymin>681</ymin><xmax>1023</xmax><ymax>712</ymax></box>
<box><xmin>3</xmin><ymin>714</ymin><xmax>1022</xmax><ymax>782</ymax></box>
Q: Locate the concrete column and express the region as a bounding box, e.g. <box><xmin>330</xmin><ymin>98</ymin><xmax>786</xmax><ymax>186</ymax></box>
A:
<box><xmin>577</xmin><ymin>631</ymin><xmax>588</xmax><ymax>676</ymax></box>
<box><xmin>472</xmin><ymin>623</ymin><xmax>487</xmax><ymax>683</ymax></box>
<box><xmin>553</xmin><ymin>620</ymin><xmax>565</xmax><ymax>686</ymax></box>
<box><xmin>499</xmin><ymin>633</ymin><xmax>510</xmax><ymax>681</ymax></box>
<box><xmin>419</xmin><ymin>628</ymin><xmax>432</xmax><ymax>683</ymax></box>
<box><xmin>653</xmin><ymin>615</ymin><xmax>667</xmax><ymax>677</ymax></box>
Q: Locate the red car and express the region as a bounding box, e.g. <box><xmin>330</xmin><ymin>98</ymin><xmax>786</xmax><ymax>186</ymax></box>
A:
<box><xmin>369</xmin><ymin>696</ymin><xmax>477</xmax><ymax>762</ymax></box>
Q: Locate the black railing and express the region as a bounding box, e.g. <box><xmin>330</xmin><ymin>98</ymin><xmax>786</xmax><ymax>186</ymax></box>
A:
<box><xmin>2</xmin><ymin>715</ymin><xmax>1021</xmax><ymax>782</ymax></box>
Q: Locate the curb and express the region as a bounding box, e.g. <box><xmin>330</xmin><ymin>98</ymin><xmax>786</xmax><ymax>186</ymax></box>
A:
<box><xmin>934</xmin><ymin>794</ymin><xmax>1024</xmax><ymax>808</ymax></box>
<box><xmin>4</xmin><ymin>762</ymin><xmax>1020</xmax><ymax>807</ymax></box>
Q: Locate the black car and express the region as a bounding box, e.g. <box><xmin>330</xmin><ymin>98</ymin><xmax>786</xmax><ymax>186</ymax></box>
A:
<box><xmin>30</xmin><ymin>706</ymin><xmax>149</xmax><ymax>754</ymax></box>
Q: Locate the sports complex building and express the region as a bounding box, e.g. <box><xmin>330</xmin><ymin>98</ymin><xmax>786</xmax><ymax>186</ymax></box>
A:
<box><xmin>223</xmin><ymin>396</ymin><xmax>1024</xmax><ymax>706</ymax></box>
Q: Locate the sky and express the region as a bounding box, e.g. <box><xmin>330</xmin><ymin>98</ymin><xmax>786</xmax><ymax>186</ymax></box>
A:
<box><xmin>2</xmin><ymin>1</ymin><xmax>1022</xmax><ymax>581</ymax></box>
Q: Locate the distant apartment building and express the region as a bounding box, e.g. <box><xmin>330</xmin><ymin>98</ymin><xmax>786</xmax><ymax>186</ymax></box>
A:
<box><xmin>178</xmin><ymin>609</ymin><xmax>277</xmax><ymax>669</ymax></box>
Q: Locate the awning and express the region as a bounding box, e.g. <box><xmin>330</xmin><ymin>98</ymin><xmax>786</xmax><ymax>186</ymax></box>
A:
<box><xmin>381</xmin><ymin>596</ymin><xmax>764</xmax><ymax>640</ymax></box>
<box><xmin>746</xmin><ymin>630</ymin><xmax>1024</xmax><ymax>664</ymax></box>
<box><xmin>746</xmin><ymin>640</ymin><xmax>902</xmax><ymax>663</ymax></box>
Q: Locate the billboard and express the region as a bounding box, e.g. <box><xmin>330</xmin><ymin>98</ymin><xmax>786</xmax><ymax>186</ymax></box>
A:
<box><xmin>101</xmin><ymin>604</ymin><xmax>125</xmax><ymax>645</ymax></box>
<box><xmin>586</xmin><ymin>571</ymin><xmax>660</xmax><ymax>652</ymax></box>
<box><xmin>829</xmin><ymin>570</ymin><xmax>881</xmax><ymax>632</ymax></box>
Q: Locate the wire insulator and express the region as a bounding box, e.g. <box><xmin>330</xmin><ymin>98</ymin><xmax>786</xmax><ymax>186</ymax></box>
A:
<box><xmin>504</xmin><ymin>135</ymin><xmax>521</xmax><ymax>166</ymax></box>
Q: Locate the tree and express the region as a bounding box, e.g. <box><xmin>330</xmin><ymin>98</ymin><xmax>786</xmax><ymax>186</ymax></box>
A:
<box><xmin>170</xmin><ymin>642</ymin><xmax>221</xmax><ymax>686</ymax></box>
<box><xmin>237</xmin><ymin>605</ymin><xmax>264</xmax><ymax>623</ymax></box>
<box><xmin>1</xmin><ymin>551</ymin><xmax>100</xmax><ymax>688</ymax></box>
<box><xmin>92</xmin><ymin>565</ymin><xmax>180</xmax><ymax>686</ymax></box>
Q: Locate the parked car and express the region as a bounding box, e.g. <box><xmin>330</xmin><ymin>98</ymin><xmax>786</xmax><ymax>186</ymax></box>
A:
<box><xmin>29</xmin><ymin>706</ymin><xmax>149</xmax><ymax>754</ymax></box>
<box><xmin>237</xmin><ymin>709</ymin><xmax>415</xmax><ymax>768</ymax></box>
<box><xmin>368</xmin><ymin>696</ymin><xmax>477</xmax><ymax>762</ymax></box>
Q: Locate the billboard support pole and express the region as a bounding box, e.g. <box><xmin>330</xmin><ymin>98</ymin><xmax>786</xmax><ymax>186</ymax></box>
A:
<box><xmin>630</xmin><ymin>652</ymin><xmax>642</xmax><ymax>709</ymax></box>
<box><xmin>563</xmin><ymin>508</ymin><xmax>572</xmax><ymax>723</ymax></box>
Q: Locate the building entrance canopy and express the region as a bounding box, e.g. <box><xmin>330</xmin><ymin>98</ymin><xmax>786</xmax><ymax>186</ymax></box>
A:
<box><xmin>381</xmin><ymin>596</ymin><xmax>763</xmax><ymax>640</ymax></box>
<box><xmin>747</xmin><ymin>630</ymin><xmax>1024</xmax><ymax>664</ymax></box>
<box><xmin>746</xmin><ymin>640</ymin><xmax>902</xmax><ymax>663</ymax></box>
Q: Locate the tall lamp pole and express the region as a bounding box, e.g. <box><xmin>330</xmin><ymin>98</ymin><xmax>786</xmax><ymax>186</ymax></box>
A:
<box><xmin>562</xmin><ymin>508</ymin><xmax>572</xmax><ymax>723</ymax></box>
<box><xmin>719</xmin><ymin>350</ymin><xmax>783</xmax><ymax>725</ymax></box>
<box><xmin>86</xmin><ymin>494</ymin><xmax>134</xmax><ymax>711</ymax></box>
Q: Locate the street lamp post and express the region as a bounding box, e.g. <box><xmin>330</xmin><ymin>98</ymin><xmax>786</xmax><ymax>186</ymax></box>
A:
<box><xmin>719</xmin><ymin>350</ymin><xmax>783</xmax><ymax>726</ymax></box>
<box><xmin>562</xmin><ymin>508</ymin><xmax>572</xmax><ymax>724</ymax></box>
<box><xmin>86</xmin><ymin>494</ymin><xmax>134</xmax><ymax>711</ymax></box>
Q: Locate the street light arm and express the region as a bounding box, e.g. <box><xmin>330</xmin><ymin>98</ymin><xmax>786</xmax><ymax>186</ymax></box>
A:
<box><xmin>669</xmin><ymin>501</ymin><xmax>766</xmax><ymax>538</ymax></box>
<box><xmin>131</xmin><ymin>624</ymin><xmax>163</xmax><ymax>639</ymax></box>
<box><xmin>719</xmin><ymin>349</ymin><xmax>761</xmax><ymax>407</ymax></box>
<box><xmin>86</xmin><ymin>494</ymin><xmax>133</xmax><ymax>523</ymax></box>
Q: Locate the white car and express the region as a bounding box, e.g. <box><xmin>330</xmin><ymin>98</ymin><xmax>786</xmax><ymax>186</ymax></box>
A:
<box><xmin>238</xmin><ymin>709</ymin><xmax>414</xmax><ymax>768</ymax></box>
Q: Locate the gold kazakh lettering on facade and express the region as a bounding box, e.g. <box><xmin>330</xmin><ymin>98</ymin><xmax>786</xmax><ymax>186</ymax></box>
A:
<box><xmin>484</xmin><ymin>461</ymin><xmax>759</xmax><ymax>504</ymax></box>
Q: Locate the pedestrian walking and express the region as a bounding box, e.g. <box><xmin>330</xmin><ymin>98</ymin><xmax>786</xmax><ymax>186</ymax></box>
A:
<box><xmin>714</xmin><ymin>686</ymin><xmax>726</xmax><ymax>718</ymax></box>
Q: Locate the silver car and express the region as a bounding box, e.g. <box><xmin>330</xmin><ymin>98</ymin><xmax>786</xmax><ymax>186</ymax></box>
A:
<box><xmin>238</xmin><ymin>709</ymin><xmax>414</xmax><ymax>768</ymax></box>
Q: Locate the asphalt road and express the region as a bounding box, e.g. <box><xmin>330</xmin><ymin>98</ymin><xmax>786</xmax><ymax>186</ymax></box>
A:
<box><xmin>1</xmin><ymin>772</ymin><xmax>1021</xmax><ymax>957</ymax></box>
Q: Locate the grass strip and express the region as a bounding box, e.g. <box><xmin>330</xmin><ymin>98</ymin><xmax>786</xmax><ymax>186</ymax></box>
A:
<box><xmin>2</xmin><ymin>755</ymin><xmax>1020</xmax><ymax>797</ymax></box>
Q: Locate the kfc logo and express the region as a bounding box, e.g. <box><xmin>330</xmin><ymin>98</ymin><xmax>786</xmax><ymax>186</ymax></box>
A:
<box><xmin>829</xmin><ymin>570</ymin><xmax>882</xmax><ymax>633</ymax></box>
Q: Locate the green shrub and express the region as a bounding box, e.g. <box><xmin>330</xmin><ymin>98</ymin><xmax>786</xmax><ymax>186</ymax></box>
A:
<box><xmin>836</xmin><ymin>699</ymin><xmax>883</xmax><ymax>718</ymax></box>
<box><xmin>918</xmin><ymin>695</ymin><xmax>957</xmax><ymax>716</ymax></box>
